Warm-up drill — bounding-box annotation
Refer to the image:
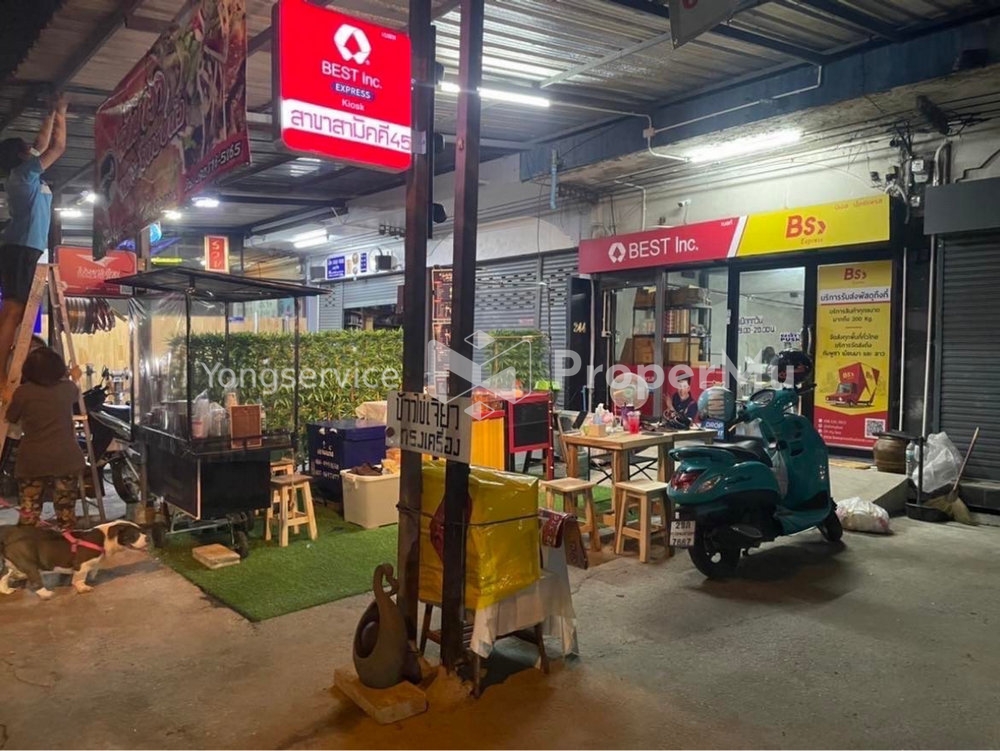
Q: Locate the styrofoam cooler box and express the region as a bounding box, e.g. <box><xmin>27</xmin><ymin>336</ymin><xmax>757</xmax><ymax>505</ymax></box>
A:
<box><xmin>342</xmin><ymin>471</ymin><xmax>400</xmax><ymax>529</ymax></box>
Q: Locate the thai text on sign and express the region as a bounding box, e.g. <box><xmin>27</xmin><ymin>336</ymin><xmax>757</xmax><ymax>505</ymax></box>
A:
<box><xmin>387</xmin><ymin>391</ymin><xmax>471</xmax><ymax>463</ymax></box>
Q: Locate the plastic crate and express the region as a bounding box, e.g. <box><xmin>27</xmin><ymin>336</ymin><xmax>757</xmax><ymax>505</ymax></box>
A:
<box><xmin>342</xmin><ymin>471</ymin><xmax>400</xmax><ymax>529</ymax></box>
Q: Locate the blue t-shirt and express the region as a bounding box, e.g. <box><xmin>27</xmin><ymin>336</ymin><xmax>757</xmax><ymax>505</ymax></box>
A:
<box><xmin>2</xmin><ymin>156</ymin><xmax>52</xmax><ymax>251</ymax></box>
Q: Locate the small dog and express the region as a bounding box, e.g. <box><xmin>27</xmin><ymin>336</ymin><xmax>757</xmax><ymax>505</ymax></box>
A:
<box><xmin>0</xmin><ymin>521</ymin><xmax>147</xmax><ymax>599</ymax></box>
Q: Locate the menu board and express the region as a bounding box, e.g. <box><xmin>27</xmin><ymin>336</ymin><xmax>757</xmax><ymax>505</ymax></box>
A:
<box><xmin>814</xmin><ymin>260</ymin><xmax>892</xmax><ymax>449</ymax></box>
<box><xmin>430</xmin><ymin>268</ymin><xmax>453</xmax><ymax>397</ymax></box>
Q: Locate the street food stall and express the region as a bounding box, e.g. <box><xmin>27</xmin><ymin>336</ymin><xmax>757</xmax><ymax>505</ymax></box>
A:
<box><xmin>116</xmin><ymin>268</ymin><xmax>326</xmax><ymax>557</ymax></box>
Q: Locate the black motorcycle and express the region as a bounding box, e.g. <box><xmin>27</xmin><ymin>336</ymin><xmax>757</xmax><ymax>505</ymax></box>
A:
<box><xmin>82</xmin><ymin>386</ymin><xmax>141</xmax><ymax>504</ymax></box>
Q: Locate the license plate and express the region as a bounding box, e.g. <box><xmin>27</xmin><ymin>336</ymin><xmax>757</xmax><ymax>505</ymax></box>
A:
<box><xmin>671</xmin><ymin>520</ymin><xmax>696</xmax><ymax>548</ymax></box>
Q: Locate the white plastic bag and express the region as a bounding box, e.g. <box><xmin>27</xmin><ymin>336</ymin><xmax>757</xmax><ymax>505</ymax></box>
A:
<box><xmin>836</xmin><ymin>496</ymin><xmax>891</xmax><ymax>534</ymax></box>
<box><xmin>912</xmin><ymin>432</ymin><xmax>962</xmax><ymax>493</ymax></box>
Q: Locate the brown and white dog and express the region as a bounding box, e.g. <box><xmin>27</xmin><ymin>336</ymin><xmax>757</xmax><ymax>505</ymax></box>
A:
<box><xmin>0</xmin><ymin>521</ymin><xmax>148</xmax><ymax>599</ymax></box>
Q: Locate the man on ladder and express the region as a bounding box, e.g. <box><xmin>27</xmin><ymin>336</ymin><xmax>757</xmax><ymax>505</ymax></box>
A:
<box><xmin>0</xmin><ymin>94</ymin><xmax>105</xmax><ymax>524</ymax></box>
<box><xmin>0</xmin><ymin>93</ymin><xmax>67</xmax><ymax>398</ymax></box>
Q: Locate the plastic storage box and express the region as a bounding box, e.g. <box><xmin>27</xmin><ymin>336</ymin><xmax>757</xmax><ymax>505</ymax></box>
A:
<box><xmin>341</xmin><ymin>471</ymin><xmax>400</xmax><ymax>529</ymax></box>
<box><xmin>307</xmin><ymin>420</ymin><xmax>387</xmax><ymax>496</ymax></box>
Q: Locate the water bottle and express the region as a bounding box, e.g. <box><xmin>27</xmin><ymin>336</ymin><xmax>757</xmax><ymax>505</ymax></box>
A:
<box><xmin>905</xmin><ymin>441</ymin><xmax>917</xmax><ymax>478</ymax></box>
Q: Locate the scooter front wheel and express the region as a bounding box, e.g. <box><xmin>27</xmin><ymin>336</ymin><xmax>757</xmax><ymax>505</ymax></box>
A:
<box><xmin>819</xmin><ymin>509</ymin><xmax>843</xmax><ymax>543</ymax></box>
<box><xmin>689</xmin><ymin>525</ymin><xmax>740</xmax><ymax>579</ymax></box>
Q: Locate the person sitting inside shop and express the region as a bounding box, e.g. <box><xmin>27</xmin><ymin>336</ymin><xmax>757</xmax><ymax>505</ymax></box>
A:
<box><xmin>666</xmin><ymin>375</ymin><xmax>699</xmax><ymax>429</ymax></box>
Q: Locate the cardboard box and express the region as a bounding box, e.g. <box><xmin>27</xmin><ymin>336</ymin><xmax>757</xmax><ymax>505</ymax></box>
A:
<box><xmin>668</xmin><ymin>286</ymin><xmax>709</xmax><ymax>306</ymax></box>
<box><xmin>666</xmin><ymin>340</ymin><xmax>701</xmax><ymax>363</ymax></box>
<box><xmin>633</xmin><ymin>338</ymin><xmax>655</xmax><ymax>363</ymax></box>
<box><xmin>664</xmin><ymin>309</ymin><xmax>691</xmax><ymax>335</ymax></box>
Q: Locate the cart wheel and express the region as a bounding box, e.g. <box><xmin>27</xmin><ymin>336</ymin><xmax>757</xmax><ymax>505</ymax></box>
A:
<box><xmin>151</xmin><ymin>522</ymin><xmax>168</xmax><ymax>549</ymax></box>
<box><xmin>233</xmin><ymin>530</ymin><xmax>250</xmax><ymax>559</ymax></box>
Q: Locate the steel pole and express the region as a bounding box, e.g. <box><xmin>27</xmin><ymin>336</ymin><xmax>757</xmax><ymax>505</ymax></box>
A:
<box><xmin>440</xmin><ymin>0</ymin><xmax>484</xmax><ymax>671</ymax></box>
<box><xmin>397</xmin><ymin>0</ymin><xmax>434</xmax><ymax>641</ymax></box>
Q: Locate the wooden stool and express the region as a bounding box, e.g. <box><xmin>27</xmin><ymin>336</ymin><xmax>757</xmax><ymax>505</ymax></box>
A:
<box><xmin>613</xmin><ymin>480</ymin><xmax>670</xmax><ymax>563</ymax></box>
<box><xmin>270</xmin><ymin>458</ymin><xmax>295</xmax><ymax>477</ymax></box>
<box><xmin>266</xmin><ymin>474</ymin><xmax>318</xmax><ymax>547</ymax></box>
<box><xmin>539</xmin><ymin>477</ymin><xmax>601</xmax><ymax>551</ymax></box>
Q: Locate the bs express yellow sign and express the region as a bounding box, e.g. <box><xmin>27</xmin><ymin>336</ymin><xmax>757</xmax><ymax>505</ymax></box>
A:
<box><xmin>737</xmin><ymin>195</ymin><xmax>890</xmax><ymax>257</ymax></box>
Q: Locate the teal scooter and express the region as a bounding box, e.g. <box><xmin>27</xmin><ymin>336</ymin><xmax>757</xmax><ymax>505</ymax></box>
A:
<box><xmin>668</xmin><ymin>351</ymin><xmax>842</xmax><ymax>579</ymax></box>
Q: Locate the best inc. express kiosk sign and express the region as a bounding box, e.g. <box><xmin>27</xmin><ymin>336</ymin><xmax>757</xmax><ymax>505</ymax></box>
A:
<box><xmin>273</xmin><ymin>0</ymin><xmax>412</xmax><ymax>171</ymax></box>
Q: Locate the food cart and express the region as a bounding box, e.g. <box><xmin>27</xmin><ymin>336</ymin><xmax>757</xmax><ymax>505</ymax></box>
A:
<box><xmin>115</xmin><ymin>268</ymin><xmax>326</xmax><ymax>557</ymax></box>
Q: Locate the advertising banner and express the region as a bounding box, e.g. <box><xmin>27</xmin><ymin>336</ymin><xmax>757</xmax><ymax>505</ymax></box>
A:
<box><xmin>814</xmin><ymin>260</ymin><xmax>893</xmax><ymax>449</ymax></box>
<box><xmin>274</xmin><ymin>0</ymin><xmax>412</xmax><ymax>171</ymax></box>
<box><xmin>57</xmin><ymin>246</ymin><xmax>137</xmax><ymax>298</ymax></box>
<box><xmin>93</xmin><ymin>0</ymin><xmax>250</xmax><ymax>257</ymax></box>
<box><xmin>578</xmin><ymin>196</ymin><xmax>890</xmax><ymax>274</ymax></box>
<box><xmin>669</xmin><ymin>0</ymin><xmax>740</xmax><ymax>47</ymax></box>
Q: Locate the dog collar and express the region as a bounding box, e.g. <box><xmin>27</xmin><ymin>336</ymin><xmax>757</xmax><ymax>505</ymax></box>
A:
<box><xmin>62</xmin><ymin>531</ymin><xmax>105</xmax><ymax>554</ymax></box>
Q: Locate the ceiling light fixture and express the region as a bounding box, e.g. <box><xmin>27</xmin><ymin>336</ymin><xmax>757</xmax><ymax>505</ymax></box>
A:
<box><xmin>193</xmin><ymin>196</ymin><xmax>221</xmax><ymax>209</ymax></box>
<box><xmin>291</xmin><ymin>228</ymin><xmax>328</xmax><ymax>243</ymax></box>
<box><xmin>81</xmin><ymin>190</ymin><xmax>98</xmax><ymax>204</ymax></box>
<box><xmin>438</xmin><ymin>81</ymin><xmax>549</xmax><ymax>108</ymax></box>
<box><xmin>56</xmin><ymin>207</ymin><xmax>83</xmax><ymax>218</ymax></box>
<box><xmin>293</xmin><ymin>236</ymin><xmax>329</xmax><ymax>250</ymax></box>
<box><xmin>163</xmin><ymin>209</ymin><xmax>183</xmax><ymax>221</ymax></box>
<box><xmin>687</xmin><ymin>128</ymin><xmax>802</xmax><ymax>164</ymax></box>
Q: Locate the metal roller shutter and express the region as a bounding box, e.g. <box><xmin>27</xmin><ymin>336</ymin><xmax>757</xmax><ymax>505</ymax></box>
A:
<box><xmin>541</xmin><ymin>251</ymin><xmax>577</xmax><ymax>365</ymax></box>
<box><xmin>474</xmin><ymin>257</ymin><xmax>541</xmax><ymax>333</ymax></box>
<box><xmin>342</xmin><ymin>273</ymin><xmax>404</xmax><ymax>309</ymax></box>
<box><xmin>317</xmin><ymin>284</ymin><xmax>344</xmax><ymax>330</ymax></box>
<box><xmin>938</xmin><ymin>234</ymin><xmax>1000</xmax><ymax>480</ymax></box>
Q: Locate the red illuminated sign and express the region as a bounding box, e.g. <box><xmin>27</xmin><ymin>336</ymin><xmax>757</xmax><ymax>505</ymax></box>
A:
<box><xmin>578</xmin><ymin>218</ymin><xmax>744</xmax><ymax>274</ymax></box>
<box><xmin>204</xmin><ymin>235</ymin><xmax>230</xmax><ymax>273</ymax></box>
<box><xmin>273</xmin><ymin>0</ymin><xmax>412</xmax><ymax>171</ymax></box>
<box><xmin>57</xmin><ymin>246</ymin><xmax>137</xmax><ymax>298</ymax></box>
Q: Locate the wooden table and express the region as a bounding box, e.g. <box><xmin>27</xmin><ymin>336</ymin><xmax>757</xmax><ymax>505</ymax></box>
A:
<box><xmin>561</xmin><ymin>428</ymin><xmax>716</xmax><ymax>523</ymax></box>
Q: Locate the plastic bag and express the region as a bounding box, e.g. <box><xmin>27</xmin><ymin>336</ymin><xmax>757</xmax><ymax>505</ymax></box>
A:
<box><xmin>912</xmin><ymin>432</ymin><xmax>962</xmax><ymax>493</ymax></box>
<box><xmin>836</xmin><ymin>496</ymin><xmax>891</xmax><ymax>534</ymax></box>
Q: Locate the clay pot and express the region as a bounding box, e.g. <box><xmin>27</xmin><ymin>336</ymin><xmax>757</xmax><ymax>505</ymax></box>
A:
<box><xmin>873</xmin><ymin>432</ymin><xmax>906</xmax><ymax>474</ymax></box>
<box><xmin>352</xmin><ymin>564</ymin><xmax>420</xmax><ymax>689</ymax></box>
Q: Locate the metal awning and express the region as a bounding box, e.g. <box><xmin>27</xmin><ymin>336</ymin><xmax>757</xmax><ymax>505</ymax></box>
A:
<box><xmin>115</xmin><ymin>268</ymin><xmax>329</xmax><ymax>301</ymax></box>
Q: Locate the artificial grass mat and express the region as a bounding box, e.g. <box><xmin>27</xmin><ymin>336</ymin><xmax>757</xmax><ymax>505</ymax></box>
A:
<box><xmin>153</xmin><ymin>484</ymin><xmax>614</xmax><ymax>622</ymax></box>
<box><xmin>154</xmin><ymin>504</ymin><xmax>398</xmax><ymax>622</ymax></box>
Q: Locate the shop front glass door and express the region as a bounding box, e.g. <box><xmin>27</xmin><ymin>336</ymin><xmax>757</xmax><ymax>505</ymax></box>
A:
<box><xmin>736</xmin><ymin>267</ymin><xmax>806</xmax><ymax>398</ymax></box>
<box><xmin>603</xmin><ymin>283</ymin><xmax>658</xmax><ymax>415</ymax></box>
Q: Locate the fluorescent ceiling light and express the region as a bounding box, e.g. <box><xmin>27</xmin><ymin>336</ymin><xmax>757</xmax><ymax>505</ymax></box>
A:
<box><xmin>56</xmin><ymin>208</ymin><xmax>83</xmax><ymax>218</ymax></box>
<box><xmin>438</xmin><ymin>81</ymin><xmax>549</xmax><ymax>108</ymax></box>
<box><xmin>291</xmin><ymin>228</ymin><xmax>328</xmax><ymax>243</ymax></box>
<box><xmin>81</xmin><ymin>190</ymin><xmax>97</xmax><ymax>204</ymax></box>
<box><xmin>163</xmin><ymin>209</ymin><xmax>183</xmax><ymax>221</ymax></box>
<box><xmin>193</xmin><ymin>196</ymin><xmax>220</xmax><ymax>208</ymax></box>
<box><xmin>481</xmin><ymin>87</ymin><xmax>549</xmax><ymax>108</ymax></box>
<box><xmin>296</xmin><ymin>157</ymin><xmax>322</xmax><ymax>164</ymax></box>
<box><xmin>688</xmin><ymin>128</ymin><xmax>802</xmax><ymax>164</ymax></box>
<box><xmin>293</xmin><ymin>236</ymin><xmax>329</xmax><ymax>249</ymax></box>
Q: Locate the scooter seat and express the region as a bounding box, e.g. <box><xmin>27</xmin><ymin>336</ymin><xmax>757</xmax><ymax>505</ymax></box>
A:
<box><xmin>712</xmin><ymin>440</ymin><xmax>773</xmax><ymax>467</ymax></box>
<box><xmin>101</xmin><ymin>404</ymin><xmax>132</xmax><ymax>421</ymax></box>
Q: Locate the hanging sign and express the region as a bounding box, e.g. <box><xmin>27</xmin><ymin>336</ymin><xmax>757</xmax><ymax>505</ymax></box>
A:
<box><xmin>57</xmin><ymin>246</ymin><xmax>137</xmax><ymax>298</ymax></box>
<box><xmin>273</xmin><ymin>0</ymin><xmax>412</xmax><ymax>171</ymax></box>
<box><xmin>386</xmin><ymin>391</ymin><xmax>471</xmax><ymax>463</ymax></box>
<box><xmin>814</xmin><ymin>260</ymin><xmax>893</xmax><ymax>450</ymax></box>
<box><xmin>669</xmin><ymin>0</ymin><xmax>741</xmax><ymax>47</ymax></box>
<box><xmin>204</xmin><ymin>235</ymin><xmax>230</xmax><ymax>272</ymax></box>
<box><xmin>579</xmin><ymin>196</ymin><xmax>890</xmax><ymax>274</ymax></box>
<box><xmin>93</xmin><ymin>0</ymin><xmax>250</xmax><ymax>258</ymax></box>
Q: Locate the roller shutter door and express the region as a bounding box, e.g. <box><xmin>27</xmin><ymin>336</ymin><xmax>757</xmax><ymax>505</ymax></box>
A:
<box><xmin>317</xmin><ymin>284</ymin><xmax>344</xmax><ymax>330</ymax></box>
<box><xmin>342</xmin><ymin>273</ymin><xmax>404</xmax><ymax>309</ymax></box>
<box><xmin>938</xmin><ymin>234</ymin><xmax>1000</xmax><ymax>480</ymax></box>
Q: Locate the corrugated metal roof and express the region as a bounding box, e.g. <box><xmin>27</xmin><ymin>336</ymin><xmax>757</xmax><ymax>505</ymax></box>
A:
<box><xmin>1</xmin><ymin>0</ymin><xmax>995</xmax><ymax>237</ymax></box>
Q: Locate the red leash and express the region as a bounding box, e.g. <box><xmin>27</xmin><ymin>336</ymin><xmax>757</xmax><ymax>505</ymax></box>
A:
<box><xmin>0</xmin><ymin>497</ymin><xmax>104</xmax><ymax>552</ymax></box>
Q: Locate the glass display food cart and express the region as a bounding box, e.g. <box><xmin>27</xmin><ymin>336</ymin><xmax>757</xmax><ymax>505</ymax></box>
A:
<box><xmin>115</xmin><ymin>268</ymin><xmax>326</xmax><ymax>557</ymax></box>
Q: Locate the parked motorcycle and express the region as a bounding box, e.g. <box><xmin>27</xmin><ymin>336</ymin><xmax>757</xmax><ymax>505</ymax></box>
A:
<box><xmin>668</xmin><ymin>351</ymin><xmax>842</xmax><ymax>579</ymax></box>
<box><xmin>83</xmin><ymin>386</ymin><xmax>141</xmax><ymax>504</ymax></box>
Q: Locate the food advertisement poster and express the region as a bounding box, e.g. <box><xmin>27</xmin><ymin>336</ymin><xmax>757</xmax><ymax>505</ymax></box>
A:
<box><xmin>93</xmin><ymin>0</ymin><xmax>250</xmax><ymax>258</ymax></box>
<box><xmin>814</xmin><ymin>261</ymin><xmax>892</xmax><ymax>449</ymax></box>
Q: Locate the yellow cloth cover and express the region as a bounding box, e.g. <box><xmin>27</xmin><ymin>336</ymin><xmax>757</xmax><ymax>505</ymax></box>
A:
<box><xmin>419</xmin><ymin>461</ymin><xmax>540</xmax><ymax>609</ymax></box>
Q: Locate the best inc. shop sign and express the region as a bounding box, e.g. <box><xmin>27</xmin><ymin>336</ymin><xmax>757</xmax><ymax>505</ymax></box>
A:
<box><xmin>273</xmin><ymin>0</ymin><xmax>412</xmax><ymax>171</ymax></box>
